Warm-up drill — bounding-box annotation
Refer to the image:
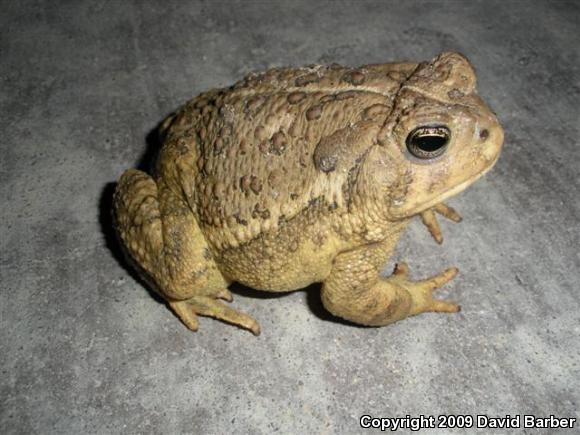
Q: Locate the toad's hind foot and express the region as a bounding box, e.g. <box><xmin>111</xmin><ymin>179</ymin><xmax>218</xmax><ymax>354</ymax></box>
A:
<box><xmin>170</xmin><ymin>297</ymin><xmax>261</xmax><ymax>336</ymax></box>
<box><xmin>392</xmin><ymin>262</ymin><xmax>460</xmax><ymax>315</ymax></box>
<box><xmin>420</xmin><ymin>202</ymin><xmax>462</xmax><ymax>244</ymax></box>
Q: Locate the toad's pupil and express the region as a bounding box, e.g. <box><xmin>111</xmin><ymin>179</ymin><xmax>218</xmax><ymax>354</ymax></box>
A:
<box><xmin>414</xmin><ymin>135</ymin><xmax>447</xmax><ymax>152</ymax></box>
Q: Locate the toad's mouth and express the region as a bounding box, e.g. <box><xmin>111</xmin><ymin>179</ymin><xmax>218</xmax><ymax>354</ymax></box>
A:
<box><xmin>389</xmin><ymin>151</ymin><xmax>501</xmax><ymax>219</ymax></box>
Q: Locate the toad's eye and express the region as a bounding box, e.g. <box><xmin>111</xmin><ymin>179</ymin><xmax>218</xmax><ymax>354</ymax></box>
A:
<box><xmin>406</xmin><ymin>125</ymin><xmax>450</xmax><ymax>159</ymax></box>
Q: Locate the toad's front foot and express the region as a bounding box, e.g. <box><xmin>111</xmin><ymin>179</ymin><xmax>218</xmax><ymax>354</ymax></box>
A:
<box><xmin>391</xmin><ymin>262</ymin><xmax>460</xmax><ymax>315</ymax></box>
<box><xmin>420</xmin><ymin>202</ymin><xmax>462</xmax><ymax>244</ymax></box>
<box><xmin>170</xmin><ymin>294</ymin><xmax>261</xmax><ymax>336</ymax></box>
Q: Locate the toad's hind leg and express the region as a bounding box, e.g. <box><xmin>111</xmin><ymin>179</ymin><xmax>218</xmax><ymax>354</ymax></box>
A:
<box><xmin>177</xmin><ymin>296</ymin><xmax>260</xmax><ymax>335</ymax></box>
<box><xmin>113</xmin><ymin>169</ymin><xmax>260</xmax><ymax>335</ymax></box>
<box><xmin>321</xmin><ymin>241</ymin><xmax>459</xmax><ymax>327</ymax></box>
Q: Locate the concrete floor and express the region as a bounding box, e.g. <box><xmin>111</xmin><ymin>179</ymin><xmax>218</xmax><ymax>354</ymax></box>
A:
<box><xmin>1</xmin><ymin>1</ymin><xmax>579</xmax><ymax>433</ymax></box>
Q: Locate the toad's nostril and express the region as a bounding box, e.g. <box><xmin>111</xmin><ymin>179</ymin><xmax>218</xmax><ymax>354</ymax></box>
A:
<box><xmin>479</xmin><ymin>129</ymin><xmax>489</xmax><ymax>140</ymax></box>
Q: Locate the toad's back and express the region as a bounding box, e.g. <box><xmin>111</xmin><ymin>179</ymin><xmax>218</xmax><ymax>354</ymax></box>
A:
<box><xmin>162</xmin><ymin>62</ymin><xmax>418</xmax><ymax>250</ymax></box>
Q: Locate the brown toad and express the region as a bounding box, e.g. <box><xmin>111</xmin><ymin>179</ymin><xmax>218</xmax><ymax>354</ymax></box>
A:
<box><xmin>113</xmin><ymin>52</ymin><xmax>503</xmax><ymax>335</ymax></box>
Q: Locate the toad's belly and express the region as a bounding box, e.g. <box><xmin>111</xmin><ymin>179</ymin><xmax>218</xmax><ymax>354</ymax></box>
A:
<box><xmin>214</xmin><ymin>234</ymin><xmax>341</xmax><ymax>292</ymax></box>
<box><xmin>203</xmin><ymin>199</ymin><xmax>351</xmax><ymax>291</ymax></box>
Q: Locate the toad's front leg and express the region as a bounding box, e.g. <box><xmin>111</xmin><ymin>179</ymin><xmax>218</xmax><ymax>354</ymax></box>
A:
<box><xmin>321</xmin><ymin>242</ymin><xmax>459</xmax><ymax>326</ymax></box>
<box><xmin>420</xmin><ymin>202</ymin><xmax>462</xmax><ymax>244</ymax></box>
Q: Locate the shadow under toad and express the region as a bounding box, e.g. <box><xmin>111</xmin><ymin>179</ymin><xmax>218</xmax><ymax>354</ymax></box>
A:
<box><xmin>229</xmin><ymin>282</ymin><xmax>355</xmax><ymax>326</ymax></box>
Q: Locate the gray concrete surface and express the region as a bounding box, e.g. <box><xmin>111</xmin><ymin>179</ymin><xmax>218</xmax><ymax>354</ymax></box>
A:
<box><xmin>1</xmin><ymin>1</ymin><xmax>579</xmax><ymax>433</ymax></box>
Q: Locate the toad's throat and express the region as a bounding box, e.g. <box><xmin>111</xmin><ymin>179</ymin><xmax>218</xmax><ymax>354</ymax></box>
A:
<box><xmin>390</xmin><ymin>151</ymin><xmax>501</xmax><ymax>219</ymax></box>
